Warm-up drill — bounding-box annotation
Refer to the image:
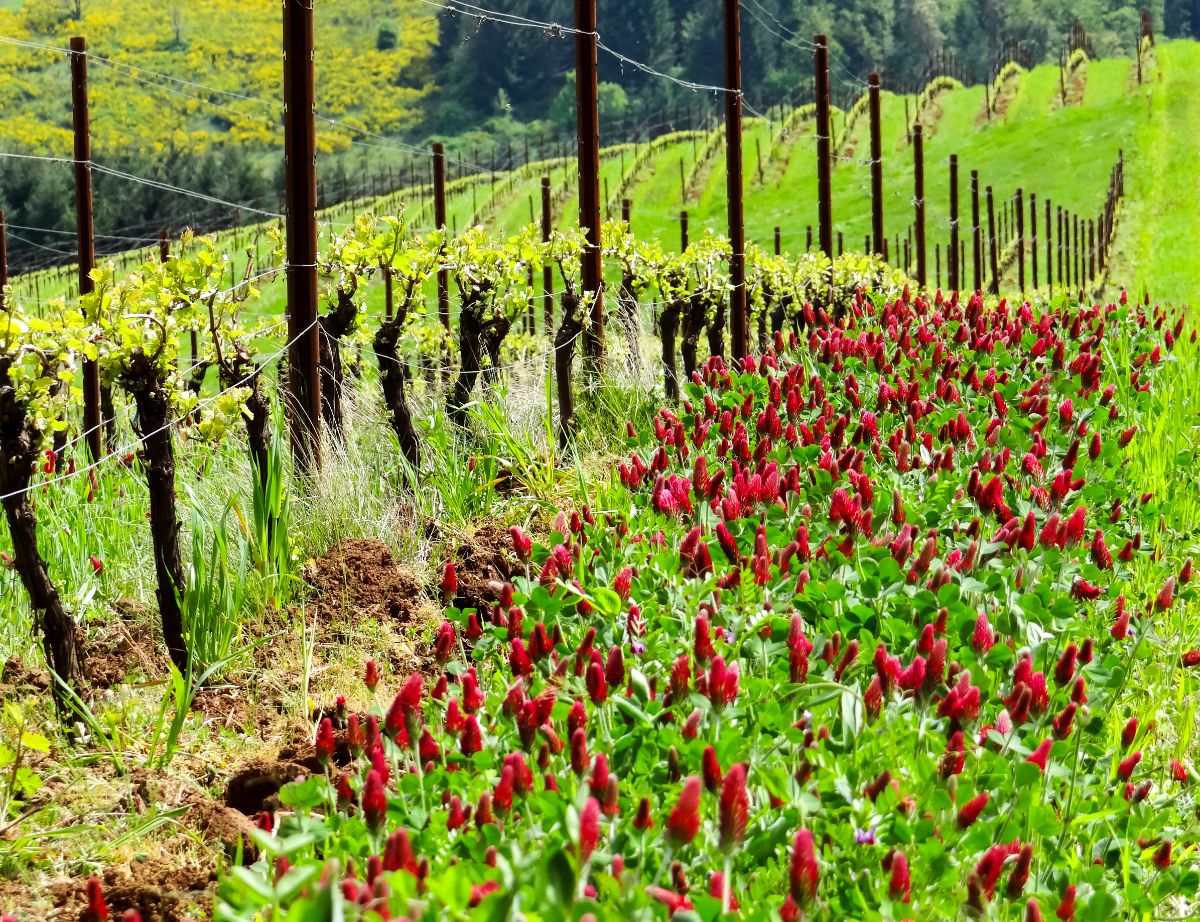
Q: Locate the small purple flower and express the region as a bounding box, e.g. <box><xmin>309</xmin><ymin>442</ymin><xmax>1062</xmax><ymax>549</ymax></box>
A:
<box><xmin>632</xmin><ymin>641</ymin><xmax>646</xmax><ymax>656</ymax></box>
<box><xmin>854</xmin><ymin>826</ymin><xmax>876</xmax><ymax>845</ymax></box>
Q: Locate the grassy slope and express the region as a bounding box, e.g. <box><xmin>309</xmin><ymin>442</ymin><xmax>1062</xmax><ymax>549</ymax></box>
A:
<box><xmin>1107</xmin><ymin>41</ymin><xmax>1200</xmax><ymax>302</ymax></box>
<box><xmin>10</xmin><ymin>44</ymin><xmax>1198</xmax><ymax>320</ymax></box>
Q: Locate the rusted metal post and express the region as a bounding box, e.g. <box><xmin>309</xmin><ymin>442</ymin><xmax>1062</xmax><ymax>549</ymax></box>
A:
<box><xmin>1046</xmin><ymin>199</ymin><xmax>1053</xmax><ymax>296</ymax></box>
<box><xmin>868</xmin><ymin>73</ymin><xmax>884</xmax><ymax>256</ymax></box>
<box><xmin>948</xmin><ymin>154</ymin><xmax>959</xmax><ymax>291</ymax></box>
<box><xmin>913</xmin><ymin>124</ymin><xmax>926</xmax><ymax>287</ymax></box>
<box><xmin>1080</xmin><ymin>213</ymin><xmax>1089</xmax><ymax>290</ymax></box>
<box><xmin>681</xmin><ymin>210</ymin><xmax>689</xmax><ymax>252</ymax></box>
<box><xmin>575</xmin><ymin>0</ymin><xmax>604</xmax><ymax>367</ymax></box>
<box><xmin>1068</xmin><ymin>208</ymin><xmax>1075</xmax><ymax>289</ymax></box>
<box><xmin>542</xmin><ymin>177</ymin><xmax>553</xmax><ymax>331</ymax></box>
<box><xmin>986</xmin><ymin>185</ymin><xmax>999</xmax><ymax>295</ymax></box>
<box><xmin>1015</xmin><ymin>187</ymin><xmax>1025</xmax><ymax>294</ymax></box>
<box><xmin>815</xmin><ymin>35</ymin><xmax>833</xmax><ymax>258</ymax></box>
<box><xmin>1030</xmin><ymin>193</ymin><xmax>1038</xmax><ymax>289</ymax></box>
<box><xmin>71</xmin><ymin>36</ymin><xmax>103</xmax><ymax>463</ymax></box>
<box><xmin>1088</xmin><ymin>218</ymin><xmax>1095</xmax><ymax>283</ymax></box>
<box><xmin>1060</xmin><ymin>206</ymin><xmax>1070</xmax><ymax>290</ymax></box>
<box><xmin>724</xmin><ymin>0</ymin><xmax>748</xmax><ymax>358</ymax></box>
<box><xmin>282</xmin><ymin>3</ymin><xmax>322</xmax><ymax>470</ymax></box>
<box><xmin>433</xmin><ymin>144</ymin><xmax>449</xmax><ymax>336</ymax></box>
<box><xmin>970</xmin><ymin>170</ymin><xmax>982</xmax><ymax>292</ymax></box>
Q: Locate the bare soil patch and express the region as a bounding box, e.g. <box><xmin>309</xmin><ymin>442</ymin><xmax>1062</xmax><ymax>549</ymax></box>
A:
<box><xmin>81</xmin><ymin>599</ymin><xmax>164</xmax><ymax>689</ymax></box>
<box><xmin>0</xmin><ymin>655</ymin><xmax>49</xmax><ymax>695</ymax></box>
<box><xmin>51</xmin><ymin>861</ymin><xmax>214</xmax><ymax>922</ymax></box>
<box><xmin>449</xmin><ymin>524</ymin><xmax>520</xmax><ymax>614</ymax></box>
<box><xmin>304</xmin><ymin>538</ymin><xmax>425</xmax><ymax>627</ymax></box>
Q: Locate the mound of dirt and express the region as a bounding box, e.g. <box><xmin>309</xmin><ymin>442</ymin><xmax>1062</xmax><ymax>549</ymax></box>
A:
<box><xmin>449</xmin><ymin>525</ymin><xmax>520</xmax><ymax>614</ymax></box>
<box><xmin>0</xmin><ymin>655</ymin><xmax>49</xmax><ymax>695</ymax></box>
<box><xmin>53</xmin><ymin>861</ymin><xmax>215</xmax><ymax>922</ymax></box>
<box><xmin>304</xmin><ymin>538</ymin><xmax>425</xmax><ymax>626</ymax></box>
<box><xmin>81</xmin><ymin>598</ymin><xmax>165</xmax><ymax>690</ymax></box>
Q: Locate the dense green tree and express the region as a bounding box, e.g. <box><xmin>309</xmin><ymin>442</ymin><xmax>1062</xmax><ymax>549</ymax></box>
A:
<box><xmin>418</xmin><ymin>0</ymin><xmax>1195</xmax><ymax>134</ymax></box>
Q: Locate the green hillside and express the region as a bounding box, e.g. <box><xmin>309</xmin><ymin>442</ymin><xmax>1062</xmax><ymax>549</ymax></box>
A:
<box><xmin>11</xmin><ymin>39</ymin><xmax>1199</xmax><ymax>312</ymax></box>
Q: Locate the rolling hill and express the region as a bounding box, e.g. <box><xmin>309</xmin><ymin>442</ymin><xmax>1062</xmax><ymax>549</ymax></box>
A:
<box><xmin>10</xmin><ymin>39</ymin><xmax>1199</xmax><ymax>314</ymax></box>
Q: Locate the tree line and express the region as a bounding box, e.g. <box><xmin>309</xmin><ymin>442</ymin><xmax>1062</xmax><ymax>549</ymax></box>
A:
<box><xmin>423</xmin><ymin>0</ymin><xmax>1196</xmax><ymax>134</ymax></box>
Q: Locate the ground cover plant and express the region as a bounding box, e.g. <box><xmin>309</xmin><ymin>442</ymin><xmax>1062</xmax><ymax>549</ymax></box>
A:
<box><xmin>193</xmin><ymin>284</ymin><xmax>1197</xmax><ymax>920</ymax></box>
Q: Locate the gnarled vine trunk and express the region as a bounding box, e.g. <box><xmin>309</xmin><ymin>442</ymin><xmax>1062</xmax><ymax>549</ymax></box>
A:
<box><xmin>123</xmin><ymin>352</ymin><xmax>188</xmax><ymax>674</ymax></box>
<box><xmin>318</xmin><ymin>284</ymin><xmax>358</xmax><ymax>439</ymax></box>
<box><xmin>450</xmin><ymin>288</ymin><xmax>510</xmax><ymax>429</ymax></box>
<box><xmin>221</xmin><ymin>352</ymin><xmax>270</xmax><ymax>494</ymax></box>
<box><xmin>101</xmin><ymin>385</ymin><xmax>117</xmax><ymax>452</ymax></box>
<box><xmin>681</xmin><ymin>293</ymin><xmax>706</xmax><ymax>381</ymax></box>
<box><xmin>374</xmin><ymin>316</ymin><xmax>421</xmax><ymax>471</ymax></box>
<box><xmin>770</xmin><ymin>294</ymin><xmax>791</xmax><ymax>336</ymax></box>
<box><xmin>659</xmin><ymin>300</ymin><xmax>683</xmax><ymax>404</ymax></box>
<box><xmin>480</xmin><ymin>317</ymin><xmax>511</xmax><ymax>391</ymax></box>
<box><xmin>0</xmin><ymin>375</ymin><xmax>83</xmax><ymax>703</ymax></box>
<box><xmin>187</xmin><ymin>361</ymin><xmax>211</xmax><ymax>402</ymax></box>
<box><xmin>555</xmin><ymin>291</ymin><xmax>584</xmax><ymax>448</ymax></box>
<box><xmin>449</xmin><ymin>293</ymin><xmax>487</xmax><ymax>429</ymax></box>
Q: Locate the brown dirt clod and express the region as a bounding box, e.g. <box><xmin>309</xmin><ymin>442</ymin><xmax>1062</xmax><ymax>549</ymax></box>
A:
<box><xmin>304</xmin><ymin>538</ymin><xmax>425</xmax><ymax>626</ymax></box>
<box><xmin>0</xmin><ymin>655</ymin><xmax>49</xmax><ymax>694</ymax></box>
<box><xmin>53</xmin><ymin>861</ymin><xmax>214</xmax><ymax>922</ymax></box>
<box><xmin>449</xmin><ymin>524</ymin><xmax>520</xmax><ymax>615</ymax></box>
<box><xmin>81</xmin><ymin>599</ymin><xmax>165</xmax><ymax>689</ymax></box>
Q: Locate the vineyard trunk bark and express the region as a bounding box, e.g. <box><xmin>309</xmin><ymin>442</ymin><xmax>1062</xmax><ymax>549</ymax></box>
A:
<box><xmin>317</xmin><ymin>286</ymin><xmax>358</xmax><ymax>439</ymax></box>
<box><xmin>481</xmin><ymin>319</ymin><xmax>511</xmax><ymax>391</ymax></box>
<box><xmin>682</xmin><ymin>295</ymin><xmax>706</xmax><ymax>381</ymax></box>
<box><xmin>706</xmin><ymin>300</ymin><xmax>726</xmax><ymax>362</ymax></box>
<box><xmin>374</xmin><ymin>319</ymin><xmax>421</xmax><ymax>470</ymax></box>
<box><xmin>222</xmin><ymin>356</ymin><xmax>271</xmax><ymax>495</ymax></box>
<box><xmin>0</xmin><ymin>386</ymin><xmax>83</xmax><ymax>701</ymax></box>
<box><xmin>450</xmin><ymin>299</ymin><xmax>486</xmax><ymax>428</ymax></box>
<box><xmin>554</xmin><ymin>292</ymin><xmax>583</xmax><ymax>449</ymax></box>
<box><xmin>660</xmin><ymin>302</ymin><xmax>682</xmax><ymax>404</ymax></box>
<box><xmin>125</xmin><ymin>362</ymin><xmax>188</xmax><ymax>674</ymax></box>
